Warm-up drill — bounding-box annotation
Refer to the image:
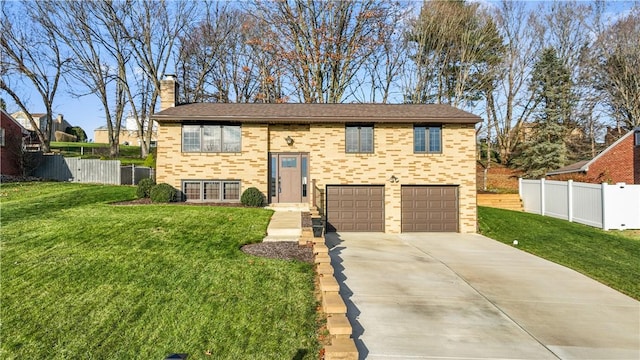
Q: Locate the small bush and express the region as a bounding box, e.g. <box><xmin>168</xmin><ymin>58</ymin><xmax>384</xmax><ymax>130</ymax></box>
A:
<box><xmin>150</xmin><ymin>183</ymin><xmax>176</xmax><ymax>203</ymax></box>
<box><xmin>136</xmin><ymin>178</ymin><xmax>156</xmax><ymax>199</ymax></box>
<box><xmin>142</xmin><ymin>154</ymin><xmax>155</xmax><ymax>168</ymax></box>
<box><xmin>241</xmin><ymin>187</ymin><xmax>266</xmax><ymax>207</ymax></box>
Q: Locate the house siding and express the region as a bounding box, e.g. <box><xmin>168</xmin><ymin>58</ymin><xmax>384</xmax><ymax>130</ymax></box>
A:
<box><xmin>157</xmin><ymin>122</ymin><xmax>477</xmax><ymax>233</ymax></box>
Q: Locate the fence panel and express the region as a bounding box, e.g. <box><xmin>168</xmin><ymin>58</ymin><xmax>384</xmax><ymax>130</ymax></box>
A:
<box><xmin>572</xmin><ymin>182</ymin><xmax>603</xmax><ymax>228</ymax></box>
<box><xmin>603</xmin><ymin>183</ymin><xmax>640</xmax><ymax>230</ymax></box>
<box><xmin>519</xmin><ymin>178</ymin><xmax>640</xmax><ymax>230</ymax></box>
<box><xmin>77</xmin><ymin>159</ymin><xmax>120</xmax><ymax>184</ymax></box>
<box><xmin>544</xmin><ymin>180</ymin><xmax>569</xmax><ymax>220</ymax></box>
<box><xmin>120</xmin><ymin>165</ymin><xmax>154</xmax><ymax>185</ymax></box>
<box><xmin>32</xmin><ymin>154</ymin><xmax>73</xmax><ymax>181</ymax></box>
<box><xmin>32</xmin><ymin>155</ymin><xmax>122</xmax><ymax>185</ymax></box>
<box><xmin>520</xmin><ymin>179</ymin><xmax>541</xmax><ymax>214</ymax></box>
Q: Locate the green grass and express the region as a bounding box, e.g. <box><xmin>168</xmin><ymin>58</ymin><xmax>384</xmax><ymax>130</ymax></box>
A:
<box><xmin>478</xmin><ymin>206</ymin><xmax>640</xmax><ymax>300</ymax></box>
<box><xmin>50</xmin><ymin>142</ymin><xmax>145</xmax><ymax>165</ymax></box>
<box><xmin>1</xmin><ymin>182</ymin><xmax>319</xmax><ymax>359</ymax></box>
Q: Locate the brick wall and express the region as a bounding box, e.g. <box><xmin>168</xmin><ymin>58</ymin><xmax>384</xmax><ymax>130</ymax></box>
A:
<box><xmin>587</xmin><ymin>134</ymin><xmax>636</xmax><ymax>184</ymax></box>
<box><xmin>157</xmin><ymin>122</ymin><xmax>477</xmax><ymax>233</ymax></box>
<box><xmin>1</xmin><ymin>113</ymin><xmax>24</xmax><ymax>176</ymax></box>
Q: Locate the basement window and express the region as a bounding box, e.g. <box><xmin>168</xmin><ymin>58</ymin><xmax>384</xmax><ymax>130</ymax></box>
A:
<box><xmin>182</xmin><ymin>180</ymin><xmax>241</xmax><ymax>202</ymax></box>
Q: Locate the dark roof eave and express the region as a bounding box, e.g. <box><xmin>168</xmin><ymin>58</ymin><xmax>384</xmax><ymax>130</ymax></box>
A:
<box><xmin>151</xmin><ymin>115</ymin><xmax>480</xmax><ymax>124</ymax></box>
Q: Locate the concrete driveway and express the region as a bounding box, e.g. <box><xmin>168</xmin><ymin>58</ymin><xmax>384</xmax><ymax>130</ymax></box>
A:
<box><xmin>325</xmin><ymin>232</ymin><xmax>640</xmax><ymax>360</ymax></box>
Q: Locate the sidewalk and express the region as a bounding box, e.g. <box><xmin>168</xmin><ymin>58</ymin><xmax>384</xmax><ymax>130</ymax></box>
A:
<box><xmin>263</xmin><ymin>210</ymin><xmax>301</xmax><ymax>242</ymax></box>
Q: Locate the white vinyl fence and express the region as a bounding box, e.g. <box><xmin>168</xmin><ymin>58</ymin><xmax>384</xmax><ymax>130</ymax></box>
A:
<box><xmin>519</xmin><ymin>179</ymin><xmax>640</xmax><ymax>230</ymax></box>
<box><xmin>32</xmin><ymin>154</ymin><xmax>153</xmax><ymax>185</ymax></box>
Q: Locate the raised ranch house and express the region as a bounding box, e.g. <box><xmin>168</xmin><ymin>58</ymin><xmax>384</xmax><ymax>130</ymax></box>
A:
<box><xmin>152</xmin><ymin>76</ymin><xmax>481</xmax><ymax>233</ymax></box>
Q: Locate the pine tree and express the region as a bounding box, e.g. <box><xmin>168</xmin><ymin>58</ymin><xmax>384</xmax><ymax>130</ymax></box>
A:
<box><xmin>515</xmin><ymin>47</ymin><xmax>573</xmax><ymax>178</ymax></box>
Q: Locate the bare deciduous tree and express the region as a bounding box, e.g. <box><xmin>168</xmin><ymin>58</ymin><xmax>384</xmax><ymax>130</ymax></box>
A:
<box><xmin>0</xmin><ymin>1</ymin><xmax>69</xmax><ymax>153</ymax></box>
<box><xmin>405</xmin><ymin>0</ymin><xmax>504</xmax><ymax>107</ymax></box>
<box><xmin>249</xmin><ymin>0</ymin><xmax>397</xmax><ymax>103</ymax></box>
<box><xmin>593</xmin><ymin>6</ymin><xmax>640</xmax><ymax>130</ymax></box>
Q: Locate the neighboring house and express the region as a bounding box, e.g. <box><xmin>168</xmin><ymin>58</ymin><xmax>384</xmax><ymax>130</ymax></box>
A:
<box><xmin>547</xmin><ymin>128</ymin><xmax>640</xmax><ymax>184</ymax></box>
<box><xmin>93</xmin><ymin>114</ymin><xmax>158</xmax><ymax>146</ymax></box>
<box><xmin>11</xmin><ymin>111</ymin><xmax>72</xmax><ymax>142</ymax></box>
<box><xmin>151</xmin><ymin>76</ymin><xmax>481</xmax><ymax>234</ymax></box>
<box><xmin>1</xmin><ymin>110</ymin><xmax>30</xmax><ymax>176</ymax></box>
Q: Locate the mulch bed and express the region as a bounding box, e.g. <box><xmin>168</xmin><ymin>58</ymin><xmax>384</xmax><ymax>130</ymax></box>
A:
<box><xmin>241</xmin><ymin>242</ymin><xmax>314</xmax><ymax>263</ymax></box>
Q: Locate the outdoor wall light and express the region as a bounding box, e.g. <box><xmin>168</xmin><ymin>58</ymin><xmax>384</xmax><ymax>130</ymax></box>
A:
<box><xmin>285</xmin><ymin>136</ymin><xmax>294</xmax><ymax>145</ymax></box>
<box><xmin>389</xmin><ymin>175</ymin><xmax>399</xmax><ymax>183</ymax></box>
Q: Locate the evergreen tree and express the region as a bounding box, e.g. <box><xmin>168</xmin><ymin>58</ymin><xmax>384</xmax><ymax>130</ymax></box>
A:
<box><xmin>516</xmin><ymin>47</ymin><xmax>573</xmax><ymax>178</ymax></box>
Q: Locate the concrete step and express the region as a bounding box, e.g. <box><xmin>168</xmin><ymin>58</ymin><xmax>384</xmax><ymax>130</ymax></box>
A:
<box><xmin>327</xmin><ymin>315</ymin><xmax>352</xmax><ymax>339</ymax></box>
<box><xmin>263</xmin><ymin>236</ymin><xmax>301</xmax><ymax>242</ymax></box>
<box><xmin>324</xmin><ymin>338</ymin><xmax>358</xmax><ymax>360</ymax></box>
<box><xmin>267</xmin><ymin>203</ymin><xmax>310</xmax><ymax>211</ymax></box>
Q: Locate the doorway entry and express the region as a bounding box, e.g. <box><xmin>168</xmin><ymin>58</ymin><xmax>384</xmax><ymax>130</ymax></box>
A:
<box><xmin>269</xmin><ymin>153</ymin><xmax>309</xmax><ymax>203</ymax></box>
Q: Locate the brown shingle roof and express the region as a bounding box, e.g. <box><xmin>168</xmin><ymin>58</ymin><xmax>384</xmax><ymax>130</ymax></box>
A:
<box><xmin>152</xmin><ymin>103</ymin><xmax>481</xmax><ymax>124</ymax></box>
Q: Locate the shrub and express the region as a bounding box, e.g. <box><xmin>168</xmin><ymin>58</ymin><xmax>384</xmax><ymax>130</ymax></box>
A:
<box><xmin>241</xmin><ymin>187</ymin><xmax>266</xmax><ymax>207</ymax></box>
<box><xmin>136</xmin><ymin>178</ymin><xmax>156</xmax><ymax>199</ymax></box>
<box><xmin>150</xmin><ymin>183</ymin><xmax>176</xmax><ymax>203</ymax></box>
<box><xmin>142</xmin><ymin>154</ymin><xmax>155</xmax><ymax>168</ymax></box>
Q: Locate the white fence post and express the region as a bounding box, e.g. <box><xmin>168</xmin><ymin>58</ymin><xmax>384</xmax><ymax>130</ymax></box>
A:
<box><xmin>518</xmin><ymin>178</ymin><xmax>522</xmax><ymax>198</ymax></box>
<box><xmin>601</xmin><ymin>183</ymin><xmax>608</xmax><ymax>231</ymax></box>
<box><xmin>567</xmin><ymin>180</ymin><xmax>573</xmax><ymax>223</ymax></box>
<box><xmin>540</xmin><ymin>178</ymin><xmax>546</xmax><ymax>216</ymax></box>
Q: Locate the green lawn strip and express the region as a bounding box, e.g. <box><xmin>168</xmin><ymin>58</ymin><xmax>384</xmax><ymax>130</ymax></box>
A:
<box><xmin>478</xmin><ymin>206</ymin><xmax>640</xmax><ymax>300</ymax></box>
<box><xmin>1</xmin><ymin>183</ymin><xmax>319</xmax><ymax>359</ymax></box>
<box><xmin>50</xmin><ymin>142</ymin><xmax>143</xmax><ymax>161</ymax></box>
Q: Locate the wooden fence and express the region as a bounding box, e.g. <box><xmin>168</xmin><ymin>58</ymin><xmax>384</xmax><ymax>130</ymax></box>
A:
<box><xmin>32</xmin><ymin>154</ymin><xmax>153</xmax><ymax>185</ymax></box>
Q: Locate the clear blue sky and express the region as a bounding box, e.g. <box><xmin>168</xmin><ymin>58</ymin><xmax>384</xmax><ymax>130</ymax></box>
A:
<box><xmin>3</xmin><ymin>0</ymin><xmax>636</xmax><ymax>141</ymax></box>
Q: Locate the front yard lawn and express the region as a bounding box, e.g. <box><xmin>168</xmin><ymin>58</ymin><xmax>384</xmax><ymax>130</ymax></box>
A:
<box><xmin>478</xmin><ymin>206</ymin><xmax>640</xmax><ymax>300</ymax></box>
<box><xmin>1</xmin><ymin>182</ymin><xmax>319</xmax><ymax>359</ymax></box>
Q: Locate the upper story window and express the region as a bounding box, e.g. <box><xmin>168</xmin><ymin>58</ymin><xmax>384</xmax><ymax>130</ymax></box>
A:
<box><xmin>346</xmin><ymin>124</ymin><xmax>373</xmax><ymax>153</ymax></box>
<box><xmin>182</xmin><ymin>124</ymin><xmax>241</xmax><ymax>152</ymax></box>
<box><xmin>0</xmin><ymin>128</ymin><xmax>5</xmax><ymax>147</ymax></box>
<box><xmin>414</xmin><ymin>125</ymin><xmax>442</xmax><ymax>153</ymax></box>
<box><xmin>635</xmin><ymin>130</ymin><xmax>640</xmax><ymax>146</ymax></box>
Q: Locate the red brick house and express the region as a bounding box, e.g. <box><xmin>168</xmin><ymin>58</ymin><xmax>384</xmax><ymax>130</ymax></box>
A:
<box><xmin>1</xmin><ymin>110</ymin><xmax>31</xmax><ymax>176</ymax></box>
<box><xmin>547</xmin><ymin>128</ymin><xmax>640</xmax><ymax>184</ymax></box>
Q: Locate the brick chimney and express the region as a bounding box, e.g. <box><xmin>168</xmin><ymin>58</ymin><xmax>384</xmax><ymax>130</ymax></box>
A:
<box><xmin>160</xmin><ymin>74</ymin><xmax>179</xmax><ymax>111</ymax></box>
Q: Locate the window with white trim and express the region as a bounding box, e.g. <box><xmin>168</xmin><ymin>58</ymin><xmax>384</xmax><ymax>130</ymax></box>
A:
<box><xmin>414</xmin><ymin>125</ymin><xmax>442</xmax><ymax>153</ymax></box>
<box><xmin>182</xmin><ymin>124</ymin><xmax>241</xmax><ymax>152</ymax></box>
<box><xmin>0</xmin><ymin>128</ymin><xmax>5</xmax><ymax>147</ymax></box>
<box><xmin>345</xmin><ymin>124</ymin><xmax>373</xmax><ymax>153</ymax></box>
<box><xmin>182</xmin><ymin>180</ymin><xmax>241</xmax><ymax>202</ymax></box>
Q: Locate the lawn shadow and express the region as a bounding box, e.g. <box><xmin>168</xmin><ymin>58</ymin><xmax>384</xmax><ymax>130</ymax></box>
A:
<box><xmin>324</xmin><ymin>232</ymin><xmax>368</xmax><ymax>360</ymax></box>
<box><xmin>292</xmin><ymin>348</ymin><xmax>307</xmax><ymax>360</ymax></box>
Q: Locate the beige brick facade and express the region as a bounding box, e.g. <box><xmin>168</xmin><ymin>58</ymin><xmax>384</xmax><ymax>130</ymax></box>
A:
<box><xmin>156</xmin><ymin>122</ymin><xmax>477</xmax><ymax>233</ymax></box>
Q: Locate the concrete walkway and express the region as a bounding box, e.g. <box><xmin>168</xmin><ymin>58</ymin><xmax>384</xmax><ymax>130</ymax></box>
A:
<box><xmin>326</xmin><ymin>232</ymin><xmax>640</xmax><ymax>360</ymax></box>
<box><xmin>263</xmin><ymin>209</ymin><xmax>301</xmax><ymax>242</ymax></box>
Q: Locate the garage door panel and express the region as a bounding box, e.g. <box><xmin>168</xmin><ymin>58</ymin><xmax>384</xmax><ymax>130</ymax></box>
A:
<box><xmin>327</xmin><ymin>185</ymin><xmax>385</xmax><ymax>232</ymax></box>
<box><xmin>402</xmin><ymin>186</ymin><xmax>458</xmax><ymax>232</ymax></box>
